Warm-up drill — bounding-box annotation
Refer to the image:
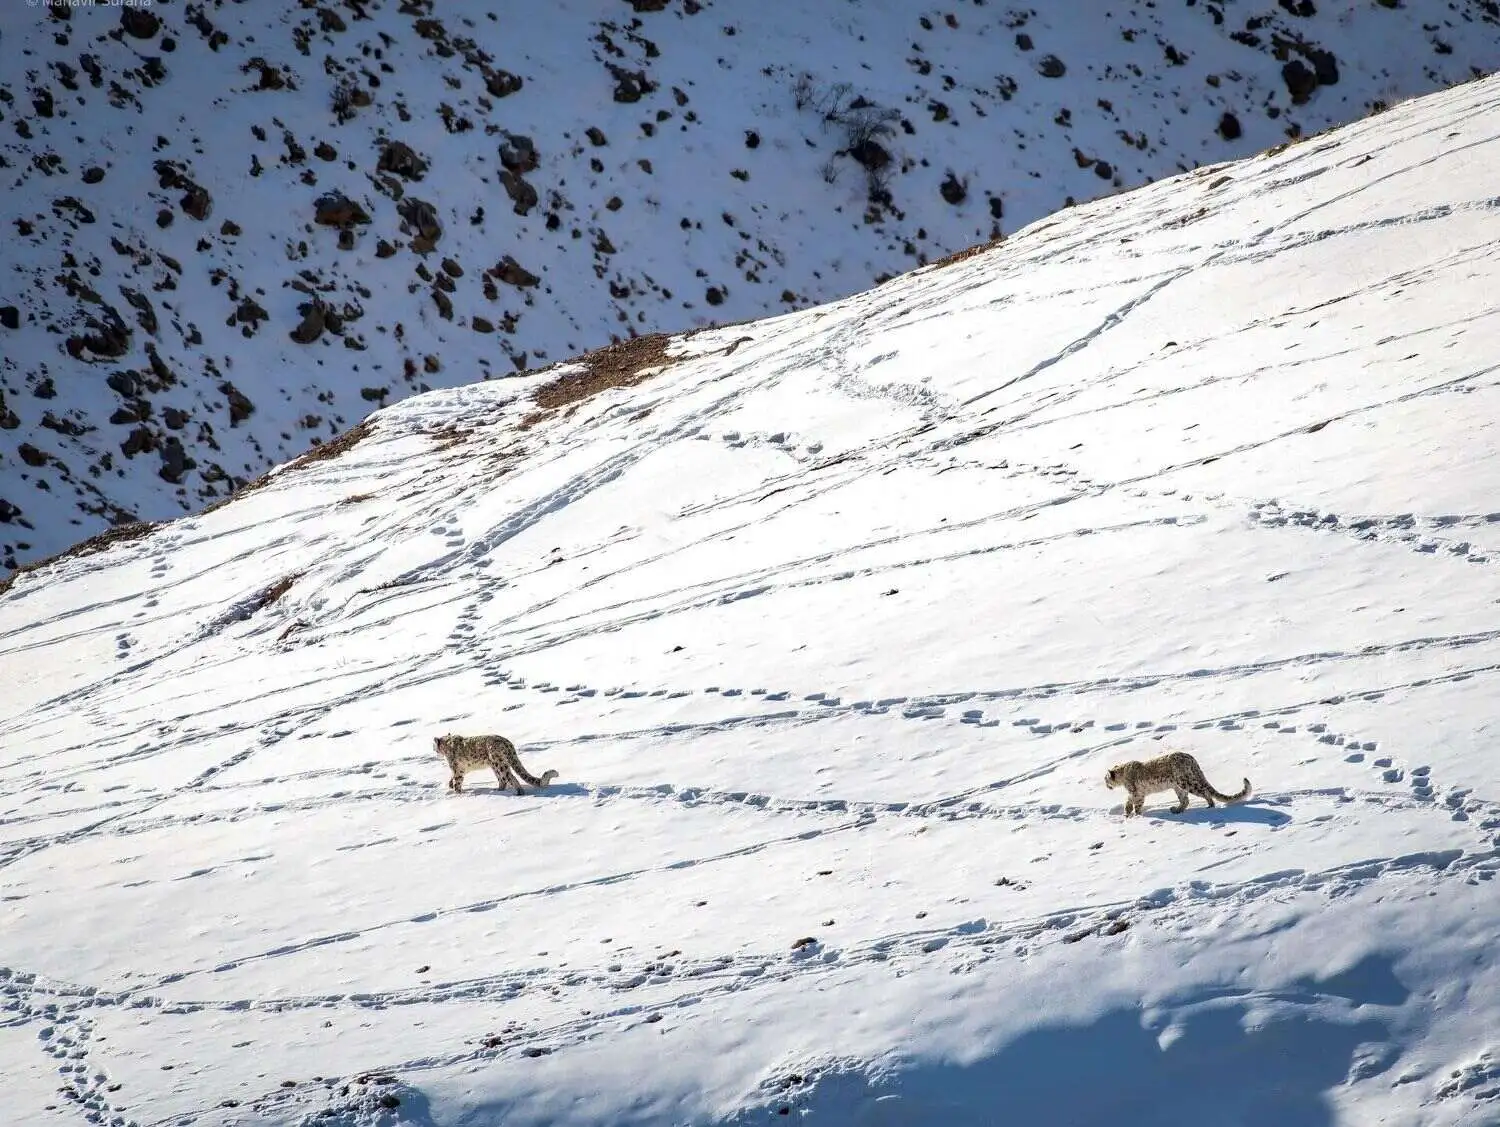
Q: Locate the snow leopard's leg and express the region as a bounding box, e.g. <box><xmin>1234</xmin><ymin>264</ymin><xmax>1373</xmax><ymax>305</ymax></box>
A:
<box><xmin>492</xmin><ymin>760</ymin><xmax>521</xmax><ymax>794</ymax></box>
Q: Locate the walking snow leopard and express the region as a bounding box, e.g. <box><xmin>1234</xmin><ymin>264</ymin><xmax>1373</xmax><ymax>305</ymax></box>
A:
<box><xmin>435</xmin><ymin>734</ymin><xmax>558</xmax><ymax>795</ymax></box>
<box><xmin>1105</xmin><ymin>751</ymin><xmax>1251</xmax><ymax>816</ymax></box>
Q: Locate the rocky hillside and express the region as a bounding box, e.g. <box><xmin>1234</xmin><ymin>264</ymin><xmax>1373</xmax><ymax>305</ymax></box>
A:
<box><xmin>1</xmin><ymin>0</ymin><xmax>1494</xmax><ymax>570</ymax></box>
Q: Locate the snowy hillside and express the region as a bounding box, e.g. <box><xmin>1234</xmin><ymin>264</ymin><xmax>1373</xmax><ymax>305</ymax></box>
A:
<box><xmin>5</xmin><ymin>63</ymin><xmax>1500</xmax><ymax>1127</ymax></box>
<box><xmin>1</xmin><ymin>0</ymin><xmax>1497</xmax><ymax>572</ymax></box>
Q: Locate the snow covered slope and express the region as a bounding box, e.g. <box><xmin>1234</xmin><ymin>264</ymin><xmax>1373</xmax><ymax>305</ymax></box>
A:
<box><xmin>5</xmin><ymin>65</ymin><xmax>1500</xmax><ymax>1127</ymax></box>
<box><xmin>1</xmin><ymin>0</ymin><xmax>1497</xmax><ymax>572</ymax></box>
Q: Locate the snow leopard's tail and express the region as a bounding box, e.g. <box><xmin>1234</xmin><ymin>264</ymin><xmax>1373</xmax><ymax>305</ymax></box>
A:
<box><xmin>500</xmin><ymin>741</ymin><xmax>557</xmax><ymax>789</ymax></box>
<box><xmin>1209</xmin><ymin>777</ymin><xmax>1252</xmax><ymax>804</ymax></box>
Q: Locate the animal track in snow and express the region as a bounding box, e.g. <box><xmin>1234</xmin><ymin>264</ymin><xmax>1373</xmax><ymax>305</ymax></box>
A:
<box><xmin>145</xmin><ymin>842</ymin><xmax>1500</xmax><ymax>1126</ymax></box>
<box><xmin>1250</xmin><ymin>500</ymin><xmax>1500</xmax><ymax>565</ymax></box>
<box><xmin>1433</xmin><ymin>1045</ymin><xmax>1500</xmax><ymax>1104</ymax></box>
<box><xmin>0</xmin><ymin>967</ymin><xmax>136</xmax><ymax>1127</ymax></box>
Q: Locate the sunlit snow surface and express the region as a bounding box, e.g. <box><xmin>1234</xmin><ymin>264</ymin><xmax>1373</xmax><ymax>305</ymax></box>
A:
<box><xmin>4</xmin><ymin>76</ymin><xmax>1500</xmax><ymax>1127</ymax></box>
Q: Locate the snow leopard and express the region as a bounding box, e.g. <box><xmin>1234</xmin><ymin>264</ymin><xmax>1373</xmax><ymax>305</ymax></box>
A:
<box><xmin>435</xmin><ymin>734</ymin><xmax>558</xmax><ymax>795</ymax></box>
<box><xmin>1104</xmin><ymin>751</ymin><xmax>1251</xmax><ymax>816</ymax></box>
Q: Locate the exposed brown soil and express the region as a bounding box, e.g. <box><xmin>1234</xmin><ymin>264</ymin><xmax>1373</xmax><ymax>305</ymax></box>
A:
<box><xmin>529</xmin><ymin>331</ymin><xmax>673</xmax><ymax>416</ymax></box>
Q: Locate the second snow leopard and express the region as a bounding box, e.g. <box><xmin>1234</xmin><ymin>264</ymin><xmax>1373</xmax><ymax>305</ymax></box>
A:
<box><xmin>1104</xmin><ymin>751</ymin><xmax>1251</xmax><ymax>816</ymax></box>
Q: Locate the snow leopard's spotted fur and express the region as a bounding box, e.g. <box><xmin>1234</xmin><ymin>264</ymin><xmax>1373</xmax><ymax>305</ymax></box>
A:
<box><xmin>1104</xmin><ymin>751</ymin><xmax>1251</xmax><ymax>816</ymax></box>
<box><xmin>435</xmin><ymin>734</ymin><xmax>558</xmax><ymax>795</ymax></box>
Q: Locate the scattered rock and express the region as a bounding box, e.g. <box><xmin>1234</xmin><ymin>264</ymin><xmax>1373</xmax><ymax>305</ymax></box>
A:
<box><xmin>586</xmin><ymin>126</ymin><xmax>608</xmax><ymax>146</ymax></box>
<box><xmin>498</xmin><ymin>133</ymin><xmax>539</xmax><ymax>173</ymax></box>
<box><xmin>66</xmin><ymin>307</ymin><xmax>131</xmax><ymax>361</ymax></box>
<box><xmin>121</xmin><ymin>426</ymin><xmax>156</xmax><ymax>458</ymax></box>
<box><xmin>143</xmin><ymin>343</ymin><xmax>176</xmax><ymax>388</ymax></box>
<box><xmin>288</xmin><ymin>302</ymin><xmax>326</xmax><ymax>344</ymax></box>
<box><xmin>940</xmin><ymin>171</ymin><xmax>968</xmax><ymax>205</ymax></box>
<box><xmin>313</xmin><ymin>192</ymin><xmax>370</xmax><ymax>227</ymax></box>
<box><xmin>82</xmin><ymin>166</ymin><xmax>106</xmax><ymax>184</ymax></box>
<box><xmin>0</xmin><ymin>307</ymin><xmax>18</xmax><ymax>330</ymax></box>
<box><xmin>120</xmin><ymin>7</ymin><xmax>161</xmax><ymax>38</ymax></box>
<box><xmin>18</xmin><ymin>443</ymin><xmax>48</xmax><ymax>467</ymax></box>
<box><xmin>235</xmin><ymin>297</ymin><xmax>269</xmax><ymax>331</ymax></box>
<box><xmin>1037</xmin><ymin>54</ymin><xmax>1067</xmax><ymax>78</ymax></box>
<box><xmin>158</xmin><ymin>435</ymin><xmax>193</xmax><ymax>483</ymax></box>
<box><xmin>106</xmin><ymin>371</ymin><xmax>138</xmax><ymax>398</ymax></box>
<box><xmin>1282</xmin><ymin>59</ymin><xmax>1317</xmax><ymax>104</ymax></box>
<box><xmin>484</xmin><ymin>69</ymin><xmax>523</xmax><ymax>98</ymax></box>
<box><xmin>398</xmin><ymin>197</ymin><xmax>442</xmax><ymax>249</ymax></box>
<box><xmin>121</xmin><ymin>288</ymin><xmax>158</xmax><ymax>335</ymax></box>
<box><xmin>1218</xmin><ymin>111</ymin><xmax>1242</xmax><ymax>140</ymax></box>
<box><xmin>377</xmin><ymin>140</ymin><xmax>427</xmax><ymax>180</ymax></box>
<box><xmin>499</xmin><ymin>169</ymin><xmax>539</xmax><ymax>216</ymax></box>
<box><xmin>491</xmin><ymin>256</ymin><xmax>540</xmax><ymax>287</ymax></box>
<box><xmin>848</xmin><ymin>138</ymin><xmax>891</xmax><ymax>172</ymax></box>
<box><xmin>219</xmin><ymin>381</ymin><xmax>255</xmax><ymax>424</ymax></box>
<box><xmin>180</xmin><ymin>185</ymin><xmax>212</xmax><ymax>221</ymax></box>
<box><xmin>1307</xmin><ymin>47</ymin><xmax>1339</xmax><ymax>86</ymax></box>
<box><xmin>610</xmin><ymin>65</ymin><xmax>655</xmax><ymax>103</ymax></box>
<box><xmin>472</xmin><ymin>316</ymin><xmax>494</xmax><ymax>334</ymax></box>
<box><xmin>244</xmin><ymin>57</ymin><xmax>292</xmax><ymax>92</ymax></box>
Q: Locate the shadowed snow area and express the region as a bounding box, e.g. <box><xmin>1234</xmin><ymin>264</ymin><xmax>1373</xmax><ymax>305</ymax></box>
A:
<box><xmin>4</xmin><ymin>73</ymin><xmax>1500</xmax><ymax>1127</ymax></box>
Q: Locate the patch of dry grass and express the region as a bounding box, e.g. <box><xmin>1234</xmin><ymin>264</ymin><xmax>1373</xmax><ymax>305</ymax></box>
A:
<box><xmin>527</xmin><ymin>332</ymin><xmax>673</xmax><ymax>420</ymax></box>
<box><xmin>256</xmin><ymin>572</ymin><xmax>300</xmax><ymax>611</ymax></box>
<box><xmin>926</xmin><ymin>235</ymin><xmax>1006</xmax><ymax>271</ymax></box>
<box><xmin>429</xmin><ymin>423</ymin><xmax>473</xmax><ymax>451</ymax></box>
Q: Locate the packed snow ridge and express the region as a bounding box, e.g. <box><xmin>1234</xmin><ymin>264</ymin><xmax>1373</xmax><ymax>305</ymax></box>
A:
<box><xmin>4</xmin><ymin>62</ymin><xmax>1500</xmax><ymax>1127</ymax></box>
<box><xmin>0</xmin><ymin>0</ymin><xmax>1497</xmax><ymax>570</ymax></box>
